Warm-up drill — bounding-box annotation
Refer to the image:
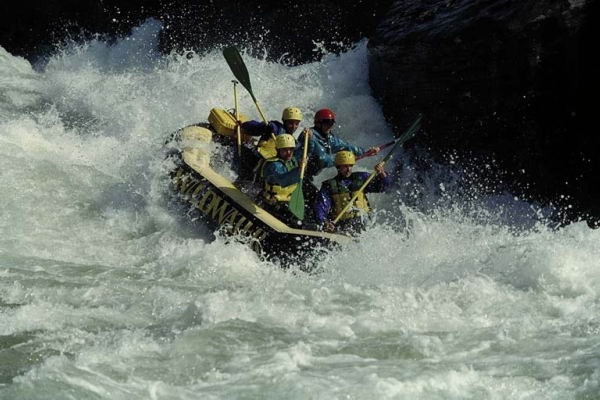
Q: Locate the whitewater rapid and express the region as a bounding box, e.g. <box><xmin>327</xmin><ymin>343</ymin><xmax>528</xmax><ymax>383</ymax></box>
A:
<box><xmin>1</xmin><ymin>19</ymin><xmax>600</xmax><ymax>399</ymax></box>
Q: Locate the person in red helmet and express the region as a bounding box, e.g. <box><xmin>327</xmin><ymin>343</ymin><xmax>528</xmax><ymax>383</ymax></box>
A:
<box><xmin>294</xmin><ymin>108</ymin><xmax>379</xmax><ymax>222</ymax></box>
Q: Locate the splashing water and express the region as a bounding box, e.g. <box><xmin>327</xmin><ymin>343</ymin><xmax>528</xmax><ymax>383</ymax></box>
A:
<box><xmin>1</xmin><ymin>19</ymin><xmax>599</xmax><ymax>399</ymax></box>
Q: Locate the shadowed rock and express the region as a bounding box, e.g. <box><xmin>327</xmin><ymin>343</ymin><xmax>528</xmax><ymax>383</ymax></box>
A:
<box><xmin>368</xmin><ymin>0</ymin><xmax>598</xmax><ymax>226</ymax></box>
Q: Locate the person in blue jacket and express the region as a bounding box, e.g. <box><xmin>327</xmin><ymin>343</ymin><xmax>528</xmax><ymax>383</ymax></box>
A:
<box><xmin>314</xmin><ymin>151</ymin><xmax>390</xmax><ymax>234</ymax></box>
<box><xmin>259</xmin><ymin>134</ymin><xmax>307</xmax><ymax>227</ymax></box>
<box><xmin>295</xmin><ymin>108</ymin><xmax>379</xmax><ymax>220</ymax></box>
<box><xmin>241</xmin><ymin>106</ymin><xmax>303</xmax><ymax>160</ymax></box>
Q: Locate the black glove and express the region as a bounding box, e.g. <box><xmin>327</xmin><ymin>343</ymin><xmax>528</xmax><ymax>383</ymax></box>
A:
<box><xmin>261</xmin><ymin>123</ymin><xmax>274</xmax><ymax>136</ymax></box>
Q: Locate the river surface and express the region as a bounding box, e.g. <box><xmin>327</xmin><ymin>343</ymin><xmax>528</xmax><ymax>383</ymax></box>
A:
<box><xmin>1</xmin><ymin>19</ymin><xmax>599</xmax><ymax>400</ymax></box>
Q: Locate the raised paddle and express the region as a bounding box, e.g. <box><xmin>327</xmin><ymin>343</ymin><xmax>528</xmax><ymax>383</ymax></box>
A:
<box><xmin>332</xmin><ymin>115</ymin><xmax>422</xmax><ymax>224</ymax></box>
<box><xmin>288</xmin><ymin>128</ymin><xmax>311</xmax><ymax>221</ymax></box>
<box><xmin>223</xmin><ymin>46</ymin><xmax>278</xmax><ymax>159</ymax></box>
<box><xmin>223</xmin><ymin>46</ymin><xmax>269</xmax><ymax>124</ymax></box>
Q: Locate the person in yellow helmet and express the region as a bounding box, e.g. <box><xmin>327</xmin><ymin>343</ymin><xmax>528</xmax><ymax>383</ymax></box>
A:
<box><xmin>314</xmin><ymin>151</ymin><xmax>391</xmax><ymax>234</ymax></box>
<box><xmin>241</xmin><ymin>106</ymin><xmax>303</xmax><ymax>160</ymax></box>
<box><xmin>294</xmin><ymin>108</ymin><xmax>380</xmax><ymax>222</ymax></box>
<box><xmin>259</xmin><ymin>134</ymin><xmax>307</xmax><ymax>226</ymax></box>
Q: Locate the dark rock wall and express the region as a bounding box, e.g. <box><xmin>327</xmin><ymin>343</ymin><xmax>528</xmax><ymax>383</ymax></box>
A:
<box><xmin>369</xmin><ymin>0</ymin><xmax>598</xmax><ymax>225</ymax></box>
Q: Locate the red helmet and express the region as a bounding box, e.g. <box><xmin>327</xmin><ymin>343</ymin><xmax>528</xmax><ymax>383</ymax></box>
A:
<box><xmin>314</xmin><ymin>108</ymin><xmax>336</xmax><ymax>123</ymax></box>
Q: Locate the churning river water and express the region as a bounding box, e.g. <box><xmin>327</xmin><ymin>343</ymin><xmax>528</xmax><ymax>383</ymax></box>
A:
<box><xmin>1</xmin><ymin>19</ymin><xmax>600</xmax><ymax>400</ymax></box>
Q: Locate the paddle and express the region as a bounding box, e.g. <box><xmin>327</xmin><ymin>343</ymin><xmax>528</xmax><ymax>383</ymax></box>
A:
<box><xmin>223</xmin><ymin>46</ymin><xmax>279</xmax><ymax>159</ymax></box>
<box><xmin>232</xmin><ymin>80</ymin><xmax>242</xmax><ymax>162</ymax></box>
<box><xmin>356</xmin><ymin>139</ymin><xmax>398</xmax><ymax>161</ymax></box>
<box><xmin>223</xmin><ymin>46</ymin><xmax>269</xmax><ymax>124</ymax></box>
<box><xmin>332</xmin><ymin>115</ymin><xmax>422</xmax><ymax>224</ymax></box>
<box><xmin>288</xmin><ymin>128</ymin><xmax>310</xmax><ymax>221</ymax></box>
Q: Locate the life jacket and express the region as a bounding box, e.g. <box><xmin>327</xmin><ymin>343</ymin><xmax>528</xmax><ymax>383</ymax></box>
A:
<box><xmin>324</xmin><ymin>173</ymin><xmax>370</xmax><ymax>221</ymax></box>
<box><xmin>256</xmin><ymin>121</ymin><xmax>288</xmax><ymax>159</ymax></box>
<box><xmin>256</xmin><ymin>135</ymin><xmax>277</xmax><ymax>159</ymax></box>
<box><xmin>261</xmin><ymin>158</ymin><xmax>299</xmax><ymax>204</ymax></box>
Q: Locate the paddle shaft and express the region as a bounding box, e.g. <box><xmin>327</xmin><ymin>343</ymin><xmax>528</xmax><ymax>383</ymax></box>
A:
<box><xmin>332</xmin><ymin>115</ymin><xmax>422</xmax><ymax>224</ymax></box>
<box><xmin>300</xmin><ymin>128</ymin><xmax>310</xmax><ymax>180</ymax></box>
<box><xmin>232</xmin><ymin>81</ymin><xmax>242</xmax><ymax>160</ymax></box>
<box><xmin>356</xmin><ymin>139</ymin><xmax>396</xmax><ymax>161</ymax></box>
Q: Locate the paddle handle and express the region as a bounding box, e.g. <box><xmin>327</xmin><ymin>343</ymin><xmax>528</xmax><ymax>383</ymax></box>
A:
<box><xmin>254</xmin><ymin>102</ymin><xmax>269</xmax><ymax>125</ymax></box>
<box><xmin>299</xmin><ymin>128</ymin><xmax>310</xmax><ymax>180</ymax></box>
<box><xmin>356</xmin><ymin>139</ymin><xmax>396</xmax><ymax>161</ymax></box>
<box><xmin>233</xmin><ymin>81</ymin><xmax>242</xmax><ymax>159</ymax></box>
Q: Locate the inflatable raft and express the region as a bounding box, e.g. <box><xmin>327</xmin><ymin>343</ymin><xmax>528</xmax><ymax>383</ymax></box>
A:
<box><xmin>167</xmin><ymin>117</ymin><xmax>352</xmax><ymax>266</ymax></box>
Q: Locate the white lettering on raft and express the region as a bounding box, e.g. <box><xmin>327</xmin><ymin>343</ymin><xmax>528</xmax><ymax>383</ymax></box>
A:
<box><xmin>173</xmin><ymin>168</ymin><xmax>268</xmax><ymax>244</ymax></box>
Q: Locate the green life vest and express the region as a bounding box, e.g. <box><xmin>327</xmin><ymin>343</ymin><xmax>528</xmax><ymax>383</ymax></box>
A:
<box><xmin>324</xmin><ymin>173</ymin><xmax>370</xmax><ymax>221</ymax></box>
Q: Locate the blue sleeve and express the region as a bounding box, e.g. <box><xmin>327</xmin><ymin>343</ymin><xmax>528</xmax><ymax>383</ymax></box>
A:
<box><xmin>270</xmin><ymin>121</ymin><xmax>286</xmax><ymax>135</ymax></box>
<box><xmin>317</xmin><ymin>146</ymin><xmax>335</xmax><ymax>168</ymax></box>
<box><xmin>331</xmin><ymin>135</ymin><xmax>367</xmax><ymax>157</ymax></box>
<box><xmin>241</xmin><ymin>120</ymin><xmax>281</xmax><ymax>137</ymax></box>
<box><xmin>314</xmin><ymin>184</ymin><xmax>333</xmax><ymax>223</ymax></box>
<box><xmin>263</xmin><ymin>162</ymin><xmax>301</xmax><ymax>187</ymax></box>
<box><xmin>295</xmin><ymin>133</ymin><xmax>335</xmax><ymax>168</ymax></box>
<box><xmin>361</xmin><ymin>171</ymin><xmax>391</xmax><ymax>193</ymax></box>
<box><xmin>241</xmin><ymin>120</ymin><xmax>266</xmax><ymax>136</ymax></box>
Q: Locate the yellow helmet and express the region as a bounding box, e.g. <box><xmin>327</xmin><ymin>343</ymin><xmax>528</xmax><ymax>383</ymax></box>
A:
<box><xmin>282</xmin><ymin>107</ymin><xmax>303</xmax><ymax>121</ymax></box>
<box><xmin>275</xmin><ymin>134</ymin><xmax>296</xmax><ymax>149</ymax></box>
<box><xmin>335</xmin><ymin>151</ymin><xmax>356</xmax><ymax>166</ymax></box>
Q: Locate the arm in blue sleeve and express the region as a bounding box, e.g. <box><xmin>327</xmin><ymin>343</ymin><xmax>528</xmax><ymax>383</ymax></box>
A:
<box><xmin>331</xmin><ymin>135</ymin><xmax>367</xmax><ymax>157</ymax></box>
<box><xmin>241</xmin><ymin>120</ymin><xmax>280</xmax><ymax>137</ymax></box>
<box><xmin>314</xmin><ymin>185</ymin><xmax>333</xmax><ymax>223</ymax></box>
<box><xmin>318</xmin><ymin>147</ymin><xmax>335</xmax><ymax>168</ymax></box>
<box><xmin>263</xmin><ymin>162</ymin><xmax>301</xmax><ymax>187</ymax></box>
<box><xmin>241</xmin><ymin>120</ymin><xmax>267</xmax><ymax>136</ymax></box>
<box><xmin>270</xmin><ymin>121</ymin><xmax>286</xmax><ymax>135</ymax></box>
<box><xmin>310</xmin><ymin>134</ymin><xmax>335</xmax><ymax>168</ymax></box>
<box><xmin>361</xmin><ymin>171</ymin><xmax>392</xmax><ymax>193</ymax></box>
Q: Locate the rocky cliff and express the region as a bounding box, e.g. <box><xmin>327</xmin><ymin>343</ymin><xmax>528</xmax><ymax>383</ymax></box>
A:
<box><xmin>368</xmin><ymin>0</ymin><xmax>598</xmax><ymax>225</ymax></box>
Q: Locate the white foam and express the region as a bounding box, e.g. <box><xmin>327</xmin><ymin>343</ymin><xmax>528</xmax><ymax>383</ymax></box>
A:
<box><xmin>1</xmin><ymin>18</ymin><xmax>599</xmax><ymax>400</ymax></box>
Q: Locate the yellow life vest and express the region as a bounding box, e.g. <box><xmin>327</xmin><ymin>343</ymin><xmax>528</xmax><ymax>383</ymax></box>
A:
<box><xmin>325</xmin><ymin>174</ymin><xmax>370</xmax><ymax>221</ymax></box>
<box><xmin>256</xmin><ymin>135</ymin><xmax>277</xmax><ymax>159</ymax></box>
<box><xmin>261</xmin><ymin>158</ymin><xmax>299</xmax><ymax>204</ymax></box>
